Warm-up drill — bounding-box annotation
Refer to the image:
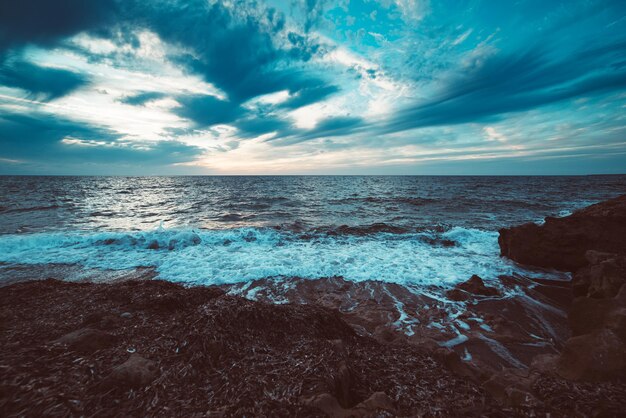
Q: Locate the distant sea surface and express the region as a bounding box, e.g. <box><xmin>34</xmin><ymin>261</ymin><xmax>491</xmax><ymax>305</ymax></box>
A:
<box><xmin>1</xmin><ymin>175</ymin><xmax>625</xmax><ymax>288</ymax></box>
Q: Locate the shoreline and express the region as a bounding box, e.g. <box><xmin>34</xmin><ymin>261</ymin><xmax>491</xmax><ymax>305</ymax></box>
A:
<box><xmin>1</xmin><ymin>195</ymin><xmax>625</xmax><ymax>416</ymax></box>
<box><xmin>2</xmin><ymin>277</ymin><xmax>624</xmax><ymax>417</ymax></box>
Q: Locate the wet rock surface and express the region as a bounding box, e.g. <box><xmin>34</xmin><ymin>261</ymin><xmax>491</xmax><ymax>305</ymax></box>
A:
<box><xmin>227</xmin><ymin>274</ymin><xmax>571</xmax><ymax>371</ymax></box>
<box><xmin>500</xmin><ymin>196</ymin><xmax>626</xmax><ymax>384</ymax></box>
<box><xmin>1</xmin><ymin>278</ymin><xmax>624</xmax><ymax>417</ymax></box>
<box><xmin>446</xmin><ymin>274</ymin><xmax>499</xmax><ymax>301</ymax></box>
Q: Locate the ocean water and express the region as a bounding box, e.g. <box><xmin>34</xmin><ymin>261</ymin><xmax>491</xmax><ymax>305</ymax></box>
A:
<box><xmin>0</xmin><ymin>175</ymin><xmax>625</xmax><ymax>288</ymax></box>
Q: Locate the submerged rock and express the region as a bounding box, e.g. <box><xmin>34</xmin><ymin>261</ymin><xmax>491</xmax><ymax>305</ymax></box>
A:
<box><xmin>446</xmin><ymin>274</ymin><xmax>499</xmax><ymax>301</ymax></box>
<box><xmin>498</xmin><ymin>194</ymin><xmax>626</xmax><ymax>271</ymax></box>
<box><xmin>457</xmin><ymin>275</ymin><xmax>499</xmax><ymax>296</ymax></box>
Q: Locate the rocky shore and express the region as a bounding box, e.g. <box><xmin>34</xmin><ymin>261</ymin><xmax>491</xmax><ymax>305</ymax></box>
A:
<box><xmin>499</xmin><ymin>194</ymin><xmax>626</xmax><ymax>382</ymax></box>
<box><xmin>1</xmin><ymin>195</ymin><xmax>626</xmax><ymax>416</ymax></box>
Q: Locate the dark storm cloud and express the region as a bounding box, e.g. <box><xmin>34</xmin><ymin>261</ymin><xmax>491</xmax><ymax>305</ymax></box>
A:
<box><xmin>1</xmin><ymin>0</ymin><xmax>341</xmax><ymax>144</ymax></box>
<box><xmin>0</xmin><ymin>60</ymin><xmax>90</xmax><ymax>100</ymax></box>
<box><xmin>0</xmin><ymin>112</ymin><xmax>118</xmax><ymax>155</ymax></box>
<box><xmin>120</xmin><ymin>0</ymin><xmax>332</xmax><ymax>105</ymax></box>
<box><xmin>232</xmin><ymin>115</ymin><xmax>292</xmax><ymax>137</ymax></box>
<box><xmin>382</xmin><ymin>40</ymin><xmax>626</xmax><ymax>133</ymax></box>
<box><xmin>1</xmin><ymin>0</ymin><xmax>335</xmax><ymax>108</ymax></box>
<box><xmin>0</xmin><ymin>111</ymin><xmax>203</xmax><ymax>165</ymax></box>
<box><xmin>0</xmin><ymin>0</ymin><xmax>117</xmax><ymax>53</ymax></box>
<box><xmin>118</xmin><ymin>91</ymin><xmax>166</xmax><ymax>106</ymax></box>
<box><xmin>174</xmin><ymin>95</ymin><xmax>244</xmax><ymax>127</ymax></box>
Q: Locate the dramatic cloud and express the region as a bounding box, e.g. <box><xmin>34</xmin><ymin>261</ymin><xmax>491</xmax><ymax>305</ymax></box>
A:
<box><xmin>0</xmin><ymin>60</ymin><xmax>90</xmax><ymax>100</ymax></box>
<box><xmin>0</xmin><ymin>111</ymin><xmax>203</xmax><ymax>169</ymax></box>
<box><xmin>0</xmin><ymin>0</ymin><xmax>625</xmax><ymax>174</ymax></box>
<box><xmin>119</xmin><ymin>0</ymin><xmax>333</xmax><ymax>104</ymax></box>
<box><xmin>0</xmin><ymin>0</ymin><xmax>117</xmax><ymax>53</ymax></box>
<box><xmin>382</xmin><ymin>40</ymin><xmax>626</xmax><ymax>133</ymax></box>
<box><xmin>175</xmin><ymin>95</ymin><xmax>244</xmax><ymax>127</ymax></box>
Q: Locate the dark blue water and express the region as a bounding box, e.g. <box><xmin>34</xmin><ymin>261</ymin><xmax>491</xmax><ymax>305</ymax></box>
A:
<box><xmin>0</xmin><ymin>175</ymin><xmax>624</xmax><ymax>287</ymax></box>
<box><xmin>1</xmin><ymin>175</ymin><xmax>625</xmax><ymax>234</ymax></box>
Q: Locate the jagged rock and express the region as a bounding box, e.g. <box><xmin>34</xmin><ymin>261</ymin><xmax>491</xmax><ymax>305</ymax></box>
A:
<box><xmin>54</xmin><ymin>328</ymin><xmax>116</xmax><ymax>352</ymax></box>
<box><xmin>101</xmin><ymin>354</ymin><xmax>159</xmax><ymax>389</ymax></box>
<box><xmin>574</xmin><ymin>255</ymin><xmax>626</xmax><ymax>299</ymax></box>
<box><xmin>458</xmin><ymin>275</ymin><xmax>499</xmax><ymax>296</ymax></box>
<box><xmin>498</xmin><ymin>195</ymin><xmax>626</xmax><ymax>271</ymax></box>
<box><xmin>446</xmin><ymin>275</ymin><xmax>499</xmax><ymax>300</ymax></box>
<box><xmin>557</xmin><ymin>329</ymin><xmax>626</xmax><ymax>381</ymax></box>
<box><xmin>587</xmin><ymin>258</ymin><xmax>626</xmax><ymax>299</ymax></box>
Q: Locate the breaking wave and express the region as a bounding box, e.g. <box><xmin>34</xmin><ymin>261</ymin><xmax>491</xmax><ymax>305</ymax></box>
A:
<box><xmin>0</xmin><ymin>224</ymin><xmax>561</xmax><ymax>287</ymax></box>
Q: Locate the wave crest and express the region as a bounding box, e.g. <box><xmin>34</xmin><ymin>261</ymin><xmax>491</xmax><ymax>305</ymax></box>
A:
<box><xmin>0</xmin><ymin>225</ymin><xmax>562</xmax><ymax>287</ymax></box>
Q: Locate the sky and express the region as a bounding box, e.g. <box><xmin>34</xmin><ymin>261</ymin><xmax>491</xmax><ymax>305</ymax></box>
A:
<box><xmin>0</xmin><ymin>0</ymin><xmax>625</xmax><ymax>175</ymax></box>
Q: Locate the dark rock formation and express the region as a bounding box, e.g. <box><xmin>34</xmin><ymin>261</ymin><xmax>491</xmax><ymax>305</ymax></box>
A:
<box><xmin>554</xmin><ymin>249</ymin><xmax>626</xmax><ymax>381</ymax></box>
<box><xmin>227</xmin><ymin>274</ymin><xmax>571</xmax><ymax>371</ymax></box>
<box><xmin>498</xmin><ymin>195</ymin><xmax>626</xmax><ymax>382</ymax></box>
<box><xmin>557</xmin><ymin>329</ymin><xmax>626</xmax><ymax>381</ymax></box>
<box><xmin>498</xmin><ymin>194</ymin><xmax>626</xmax><ymax>271</ymax></box>
<box><xmin>572</xmin><ymin>252</ymin><xmax>626</xmax><ymax>298</ymax></box>
<box><xmin>459</xmin><ymin>275</ymin><xmax>499</xmax><ymax>296</ymax></box>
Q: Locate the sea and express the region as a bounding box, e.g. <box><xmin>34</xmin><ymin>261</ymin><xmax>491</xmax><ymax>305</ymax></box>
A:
<box><xmin>1</xmin><ymin>175</ymin><xmax>625</xmax><ymax>289</ymax></box>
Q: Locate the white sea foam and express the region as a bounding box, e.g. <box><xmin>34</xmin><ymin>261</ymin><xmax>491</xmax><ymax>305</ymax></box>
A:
<box><xmin>0</xmin><ymin>226</ymin><xmax>563</xmax><ymax>287</ymax></box>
